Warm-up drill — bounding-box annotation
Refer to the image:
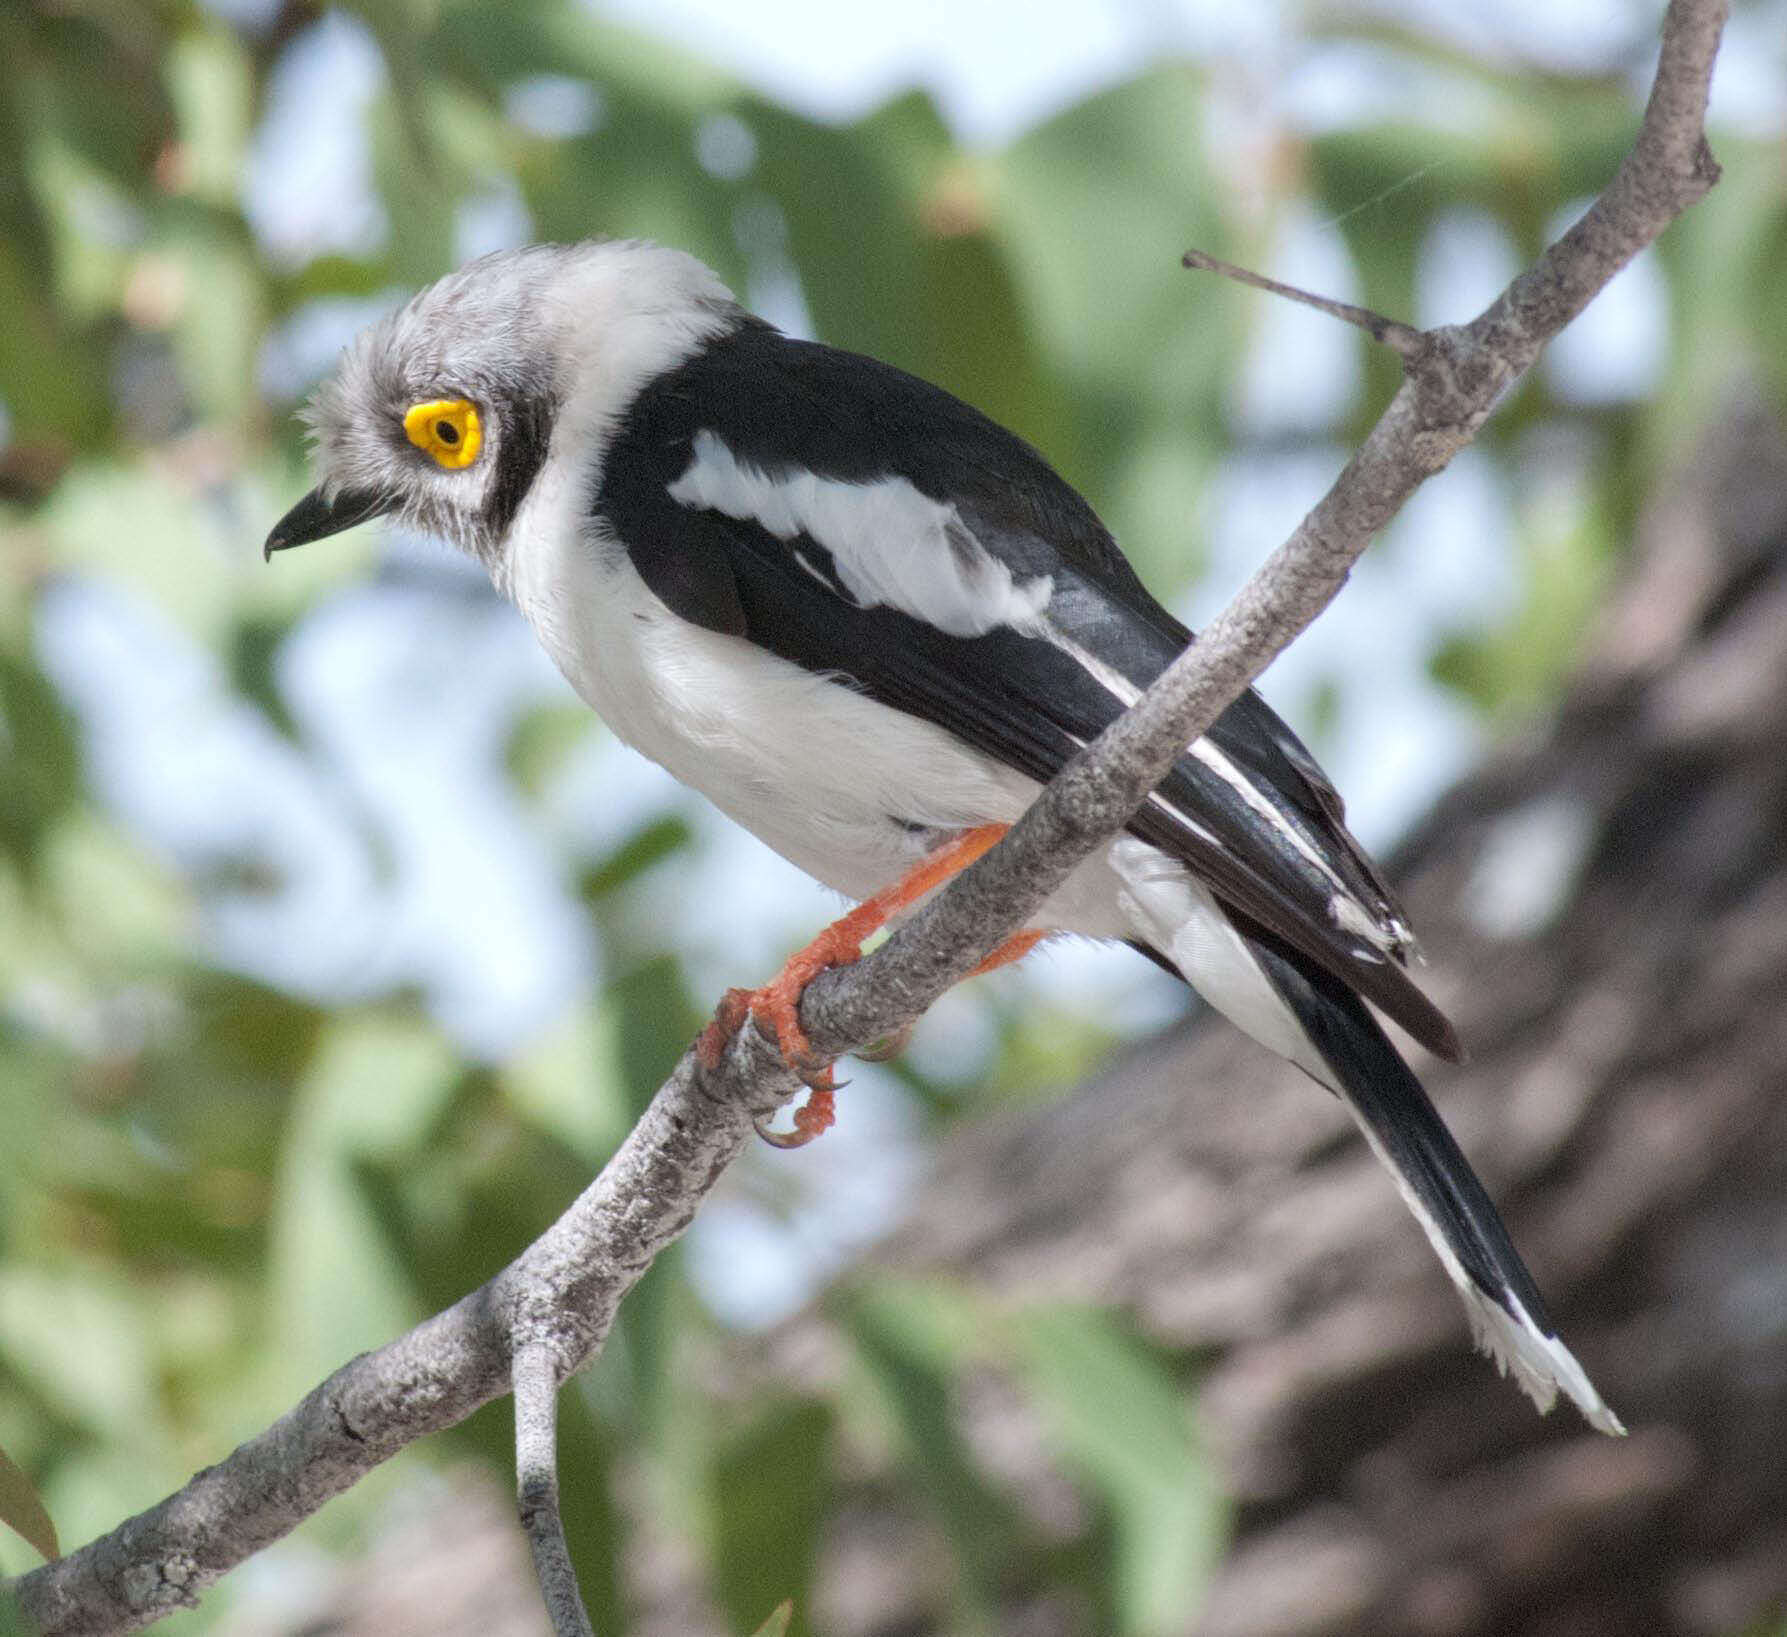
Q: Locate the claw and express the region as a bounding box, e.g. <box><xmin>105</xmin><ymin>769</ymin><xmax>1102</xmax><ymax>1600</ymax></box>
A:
<box><xmin>754</xmin><ymin>1083</ymin><xmax>838</xmax><ymax>1148</ymax></box>
<box><xmin>698</xmin><ymin>964</ymin><xmax>850</xmax><ymax>1150</ymax></box>
<box><xmin>694</xmin><ymin>824</ymin><xmax>1030</xmax><ymax>1150</ymax></box>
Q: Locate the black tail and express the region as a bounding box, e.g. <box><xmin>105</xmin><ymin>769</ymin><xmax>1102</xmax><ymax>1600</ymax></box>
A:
<box><xmin>1245</xmin><ymin>929</ymin><xmax>1622</xmax><ymax>1434</ymax></box>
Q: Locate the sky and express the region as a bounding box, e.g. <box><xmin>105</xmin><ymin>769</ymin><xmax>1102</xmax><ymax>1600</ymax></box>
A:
<box><xmin>598</xmin><ymin>0</ymin><xmax>1779</xmax><ymax>141</ymax></box>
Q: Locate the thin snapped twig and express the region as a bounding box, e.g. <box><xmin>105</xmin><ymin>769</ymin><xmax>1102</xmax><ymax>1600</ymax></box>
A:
<box><xmin>1181</xmin><ymin>246</ymin><xmax>1426</xmax><ymax>359</ymax></box>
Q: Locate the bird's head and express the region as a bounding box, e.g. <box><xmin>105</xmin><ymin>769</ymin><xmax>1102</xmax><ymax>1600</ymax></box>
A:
<box><xmin>265</xmin><ymin>240</ymin><xmax>737</xmax><ymax>566</ymax></box>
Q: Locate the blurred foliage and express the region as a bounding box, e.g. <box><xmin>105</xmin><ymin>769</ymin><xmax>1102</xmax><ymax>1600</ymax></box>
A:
<box><xmin>0</xmin><ymin>0</ymin><xmax>1781</xmax><ymax>1630</ymax></box>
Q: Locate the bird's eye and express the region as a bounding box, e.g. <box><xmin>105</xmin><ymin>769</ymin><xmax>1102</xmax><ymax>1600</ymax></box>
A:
<box><xmin>403</xmin><ymin>399</ymin><xmax>483</xmax><ymax>469</ymax></box>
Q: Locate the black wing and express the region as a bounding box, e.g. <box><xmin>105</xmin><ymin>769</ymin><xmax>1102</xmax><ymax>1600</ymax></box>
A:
<box><xmin>596</xmin><ymin>318</ymin><xmax>1460</xmax><ymax>1061</ymax></box>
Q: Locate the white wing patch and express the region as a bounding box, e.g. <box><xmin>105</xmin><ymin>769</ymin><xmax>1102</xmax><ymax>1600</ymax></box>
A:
<box><xmin>668</xmin><ymin>429</ymin><xmax>1054</xmax><ymax>637</ymax></box>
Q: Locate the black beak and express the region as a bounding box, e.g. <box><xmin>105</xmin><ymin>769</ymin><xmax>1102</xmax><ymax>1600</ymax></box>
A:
<box><xmin>263</xmin><ymin>487</ymin><xmax>397</xmax><ymax>562</ymax></box>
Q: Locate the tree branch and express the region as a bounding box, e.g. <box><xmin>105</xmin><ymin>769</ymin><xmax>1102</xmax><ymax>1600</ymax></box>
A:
<box><xmin>514</xmin><ymin>1344</ymin><xmax>595</xmax><ymax>1637</ymax></box>
<box><xmin>6</xmin><ymin>3</ymin><xmax>1726</xmax><ymax>1630</ymax></box>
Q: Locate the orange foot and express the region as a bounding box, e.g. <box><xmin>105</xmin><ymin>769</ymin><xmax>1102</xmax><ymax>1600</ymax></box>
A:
<box><xmin>695</xmin><ymin>824</ymin><xmax>1048</xmax><ymax>1148</ymax></box>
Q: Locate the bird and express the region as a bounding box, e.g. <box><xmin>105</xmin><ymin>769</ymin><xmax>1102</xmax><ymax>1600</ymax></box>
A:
<box><xmin>266</xmin><ymin>238</ymin><xmax>1622</xmax><ymax>1434</ymax></box>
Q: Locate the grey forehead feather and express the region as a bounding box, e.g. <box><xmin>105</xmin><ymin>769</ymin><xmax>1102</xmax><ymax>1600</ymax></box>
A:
<box><xmin>309</xmin><ymin>246</ymin><xmax>581</xmax><ymax>435</ymax></box>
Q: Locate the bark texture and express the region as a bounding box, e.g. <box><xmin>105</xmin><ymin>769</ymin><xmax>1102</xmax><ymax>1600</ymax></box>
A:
<box><xmin>816</xmin><ymin>396</ymin><xmax>1787</xmax><ymax>1637</ymax></box>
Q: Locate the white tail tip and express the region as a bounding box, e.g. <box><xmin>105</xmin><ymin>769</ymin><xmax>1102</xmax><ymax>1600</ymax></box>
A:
<box><xmin>1463</xmin><ymin>1284</ymin><xmax>1626</xmax><ymax>1436</ymax></box>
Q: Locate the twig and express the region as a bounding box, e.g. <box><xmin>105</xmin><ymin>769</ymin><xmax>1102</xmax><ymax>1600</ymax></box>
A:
<box><xmin>1181</xmin><ymin>247</ymin><xmax>1425</xmax><ymax>359</ymax></box>
<box><xmin>5</xmin><ymin>3</ymin><xmax>1727</xmax><ymax>1631</ymax></box>
<box><xmin>514</xmin><ymin>1345</ymin><xmax>595</xmax><ymax>1637</ymax></box>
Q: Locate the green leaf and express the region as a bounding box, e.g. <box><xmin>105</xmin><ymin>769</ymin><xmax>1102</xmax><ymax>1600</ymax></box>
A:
<box><xmin>711</xmin><ymin>1401</ymin><xmax>829</xmax><ymax>1637</ymax></box>
<box><xmin>504</xmin><ymin>702</ymin><xmax>597</xmax><ymax>798</ymax></box>
<box><xmin>164</xmin><ymin>212</ymin><xmax>265</xmax><ymax>424</ymax></box>
<box><xmin>995</xmin><ymin>67</ymin><xmax>1226</xmax><ymax>407</ymax></box>
<box><xmin>513</xmin><ymin>94</ymin><xmax>742</xmax><ymax>277</ymax></box>
<box><xmin>227</xmin><ymin>615</ymin><xmax>302</xmax><ymax>742</ymax></box>
<box><xmin>434</xmin><ymin>0</ymin><xmax>738</xmax><ymax>111</ymax></box>
<box><xmin>842</xmin><ymin>1280</ymin><xmax>1027</xmax><ymax>1614</ymax></box>
<box><xmin>1648</xmin><ymin>139</ymin><xmax>1787</xmax><ymax>459</ymax></box>
<box><xmin>263</xmin><ymin>1015</ymin><xmax>455</xmax><ymax>1393</ymax></box>
<box><xmin>430</xmin><ymin>0</ymin><xmax>752</xmax><ymax>271</ymax></box>
<box><xmin>0</xmin><ymin>1441</ymin><xmax>57</xmax><ymax>1562</ymax></box>
<box><xmin>606</xmin><ymin>955</ymin><xmax>703</xmax><ymax>1118</ymax></box>
<box><xmin>0</xmin><ymin>1268</ymin><xmax>153</xmax><ymax>1436</ymax></box>
<box><xmin>991</xmin><ymin>68</ymin><xmax>1228</xmax><ymax>586</ymax></box>
<box><xmin>616</xmin><ymin>1244</ymin><xmax>684</xmax><ymax>1449</ymax></box>
<box><xmin>0</xmin><ymin>643</ymin><xmax>84</xmax><ymax>882</ymax></box>
<box><xmin>0</xmin><ymin>1580</ymin><xmax>29</xmax><ymax>1637</ymax></box>
<box><xmin>0</xmin><ymin>236</ymin><xmax>110</xmax><ymax>449</ymax></box>
<box><xmin>751</xmin><ymin>92</ymin><xmax>1065</xmax><ymax>465</ymax></box>
<box><xmin>37</xmin><ymin>458</ymin><xmax>243</xmax><ymax>637</ymax></box>
<box><xmin>15</xmin><ymin>7</ymin><xmax>172</xmax><ymax>195</ymax></box>
<box><xmin>1429</xmin><ymin>468</ymin><xmax>1614</xmax><ymax>719</ymax></box>
<box><xmin>39</xmin><ymin>810</ymin><xmax>187</xmax><ymax>968</ymax></box>
<box><xmin>575</xmin><ymin>814</ymin><xmax>695</xmax><ymax>905</ymax></box>
<box><xmin>747</xmin><ymin>1601</ymin><xmax>794</xmax><ymax>1637</ymax></box>
<box><xmin>500</xmin><ymin>997</ymin><xmax>632</xmax><ymax>1162</ymax></box>
<box><xmin>165</xmin><ymin>23</ymin><xmax>254</xmax><ymax>207</ymax></box>
<box><xmin>1012</xmin><ymin>1306</ymin><xmax>1224</xmax><ymax>1637</ymax></box>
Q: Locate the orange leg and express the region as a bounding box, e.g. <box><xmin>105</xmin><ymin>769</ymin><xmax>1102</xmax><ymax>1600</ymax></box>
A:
<box><xmin>969</xmin><ymin>928</ymin><xmax>1047</xmax><ymax>978</ymax></box>
<box><xmin>697</xmin><ymin>824</ymin><xmax>1044</xmax><ymax>1147</ymax></box>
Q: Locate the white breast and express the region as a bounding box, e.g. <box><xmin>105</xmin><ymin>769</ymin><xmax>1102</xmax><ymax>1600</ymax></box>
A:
<box><xmin>502</xmin><ymin>466</ymin><xmax>1046</xmax><ymax>903</ymax></box>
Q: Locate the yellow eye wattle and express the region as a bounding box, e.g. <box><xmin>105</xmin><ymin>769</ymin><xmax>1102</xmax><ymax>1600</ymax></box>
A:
<box><xmin>403</xmin><ymin>399</ymin><xmax>482</xmax><ymax>469</ymax></box>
